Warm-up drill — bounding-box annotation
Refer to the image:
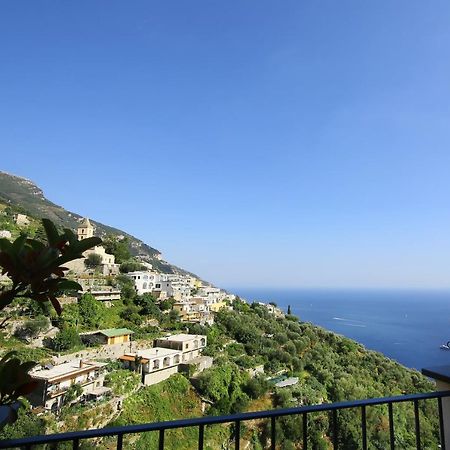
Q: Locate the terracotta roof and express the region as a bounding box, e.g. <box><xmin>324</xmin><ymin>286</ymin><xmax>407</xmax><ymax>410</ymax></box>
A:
<box><xmin>118</xmin><ymin>355</ymin><xmax>149</xmax><ymax>363</ymax></box>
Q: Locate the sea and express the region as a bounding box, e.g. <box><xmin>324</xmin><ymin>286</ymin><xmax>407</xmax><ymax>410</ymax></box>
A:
<box><xmin>228</xmin><ymin>288</ymin><xmax>450</xmax><ymax>371</ymax></box>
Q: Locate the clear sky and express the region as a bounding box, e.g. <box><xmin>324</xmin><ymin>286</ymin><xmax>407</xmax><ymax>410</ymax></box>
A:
<box><xmin>1</xmin><ymin>1</ymin><xmax>450</xmax><ymax>289</ymax></box>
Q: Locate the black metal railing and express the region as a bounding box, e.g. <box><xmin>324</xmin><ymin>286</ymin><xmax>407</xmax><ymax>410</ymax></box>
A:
<box><xmin>1</xmin><ymin>390</ymin><xmax>449</xmax><ymax>449</ymax></box>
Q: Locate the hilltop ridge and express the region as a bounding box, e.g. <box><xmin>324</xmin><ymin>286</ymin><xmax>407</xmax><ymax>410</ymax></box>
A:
<box><xmin>0</xmin><ymin>171</ymin><xmax>196</xmax><ymax>276</ymax></box>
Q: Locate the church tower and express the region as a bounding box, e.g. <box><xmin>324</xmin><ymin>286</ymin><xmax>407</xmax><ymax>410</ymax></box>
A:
<box><xmin>77</xmin><ymin>218</ymin><xmax>94</xmax><ymax>240</ymax></box>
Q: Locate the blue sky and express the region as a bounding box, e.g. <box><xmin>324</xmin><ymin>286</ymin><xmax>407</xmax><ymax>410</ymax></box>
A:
<box><xmin>1</xmin><ymin>1</ymin><xmax>450</xmax><ymax>289</ymax></box>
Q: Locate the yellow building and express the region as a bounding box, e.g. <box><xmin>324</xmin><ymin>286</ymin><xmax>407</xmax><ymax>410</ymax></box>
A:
<box><xmin>77</xmin><ymin>218</ymin><xmax>94</xmax><ymax>240</ymax></box>
<box><xmin>95</xmin><ymin>328</ymin><xmax>134</xmax><ymax>345</ymax></box>
<box><xmin>209</xmin><ymin>301</ymin><xmax>228</xmax><ymax>313</ymax></box>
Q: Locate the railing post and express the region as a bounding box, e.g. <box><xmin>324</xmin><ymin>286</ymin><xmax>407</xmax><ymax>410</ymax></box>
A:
<box><xmin>435</xmin><ymin>381</ymin><xmax>450</xmax><ymax>450</ymax></box>
<box><xmin>422</xmin><ymin>367</ymin><xmax>450</xmax><ymax>450</ymax></box>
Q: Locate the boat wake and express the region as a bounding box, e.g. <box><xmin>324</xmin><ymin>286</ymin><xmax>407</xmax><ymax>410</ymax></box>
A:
<box><xmin>332</xmin><ymin>317</ymin><xmax>367</xmax><ymax>328</ymax></box>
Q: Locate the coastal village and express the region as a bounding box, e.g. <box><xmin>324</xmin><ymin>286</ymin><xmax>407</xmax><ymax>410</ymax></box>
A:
<box><xmin>0</xmin><ymin>183</ymin><xmax>445</xmax><ymax>448</ymax></box>
<box><xmin>0</xmin><ymin>212</ymin><xmax>286</xmax><ymax>422</ymax></box>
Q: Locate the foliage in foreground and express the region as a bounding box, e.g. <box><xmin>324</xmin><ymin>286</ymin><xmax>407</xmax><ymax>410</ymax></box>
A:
<box><xmin>0</xmin><ymin>218</ymin><xmax>100</xmax><ymax>415</ymax></box>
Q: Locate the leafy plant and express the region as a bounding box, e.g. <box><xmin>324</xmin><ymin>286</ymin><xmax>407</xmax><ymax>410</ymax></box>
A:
<box><xmin>0</xmin><ymin>218</ymin><xmax>101</xmax><ymax>313</ymax></box>
<box><xmin>0</xmin><ymin>218</ymin><xmax>101</xmax><ymax>418</ymax></box>
<box><xmin>0</xmin><ymin>352</ymin><xmax>37</xmax><ymax>409</ymax></box>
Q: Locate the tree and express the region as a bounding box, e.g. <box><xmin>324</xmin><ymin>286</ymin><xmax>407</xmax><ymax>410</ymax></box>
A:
<box><xmin>84</xmin><ymin>253</ymin><xmax>102</xmax><ymax>269</ymax></box>
<box><xmin>120</xmin><ymin>305</ymin><xmax>142</xmax><ymax>325</ymax></box>
<box><xmin>78</xmin><ymin>293</ymin><xmax>103</xmax><ymax>329</ymax></box>
<box><xmin>168</xmin><ymin>309</ymin><xmax>180</xmax><ymax>322</ymax></box>
<box><xmin>115</xmin><ymin>274</ymin><xmax>136</xmax><ymax>302</ymax></box>
<box><xmin>160</xmin><ymin>297</ymin><xmax>175</xmax><ymax>311</ymax></box>
<box><xmin>22</xmin><ymin>298</ymin><xmax>53</xmax><ymax>318</ymax></box>
<box><xmin>196</xmin><ymin>363</ymin><xmax>250</xmax><ymax>414</ymax></box>
<box><xmin>243</xmin><ymin>376</ymin><xmax>270</xmax><ymax>399</ymax></box>
<box><xmin>102</xmin><ymin>235</ymin><xmax>131</xmax><ymax>263</ymax></box>
<box><xmin>287</xmin><ymin>305</ymin><xmax>291</xmax><ymax>315</ymax></box>
<box><xmin>52</xmin><ymin>327</ymin><xmax>82</xmax><ymax>351</ymax></box>
<box><xmin>134</xmin><ymin>293</ymin><xmax>162</xmax><ymax>319</ymax></box>
<box><xmin>119</xmin><ymin>259</ymin><xmax>146</xmax><ymax>273</ymax></box>
<box><xmin>60</xmin><ymin>303</ymin><xmax>80</xmax><ymax>328</ymax></box>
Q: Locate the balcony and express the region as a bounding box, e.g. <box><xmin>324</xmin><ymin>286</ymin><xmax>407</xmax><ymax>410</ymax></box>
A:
<box><xmin>1</xmin><ymin>390</ymin><xmax>449</xmax><ymax>449</ymax></box>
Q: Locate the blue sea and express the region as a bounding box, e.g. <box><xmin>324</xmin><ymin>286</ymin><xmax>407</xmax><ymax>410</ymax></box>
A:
<box><xmin>229</xmin><ymin>288</ymin><xmax>450</xmax><ymax>371</ymax></box>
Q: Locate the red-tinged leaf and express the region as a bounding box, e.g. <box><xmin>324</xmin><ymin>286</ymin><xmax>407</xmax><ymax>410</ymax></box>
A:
<box><xmin>57</xmin><ymin>280</ymin><xmax>82</xmax><ymax>291</ymax></box>
<box><xmin>49</xmin><ymin>296</ymin><xmax>62</xmax><ymax>315</ymax></box>
<box><xmin>52</xmin><ymin>268</ymin><xmax>65</xmax><ymax>277</ymax></box>
<box><xmin>16</xmin><ymin>381</ymin><xmax>38</xmax><ymax>396</ymax></box>
<box><xmin>42</xmin><ymin>219</ymin><xmax>60</xmax><ymax>246</ymax></box>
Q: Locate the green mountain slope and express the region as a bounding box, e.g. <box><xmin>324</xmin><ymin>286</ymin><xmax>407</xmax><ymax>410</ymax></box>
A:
<box><xmin>0</xmin><ymin>171</ymin><xmax>194</xmax><ymax>276</ymax></box>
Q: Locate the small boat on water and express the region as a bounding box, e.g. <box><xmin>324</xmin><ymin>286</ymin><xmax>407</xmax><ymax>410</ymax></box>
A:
<box><xmin>440</xmin><ymin>341</ymin><xmax>450</xmax><ymax>350</ymax></box>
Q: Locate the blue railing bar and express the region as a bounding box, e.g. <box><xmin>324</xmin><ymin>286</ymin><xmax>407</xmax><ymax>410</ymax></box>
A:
<box><xmin>438</xmin><ymin>397</ymin><xmax>446</xmax><ymax>450</ymax></box>
<box><xmin>414</xmin><ymin>399</ymin><xmax>421</xmax><ymax>450</ymax></box>
<box><xmin>1</xmin><ymin>390</ymin><xmax>450</xmax><ymax>449</ymax></box>
<box><xmin>388</xmin><ymin>402</ymin><xmax>395</xmax><ymax>450</ymax></box>
<box><xmin>361</xmin><ymin>405</ymin><xmax>367</xmax><ymax>450</ymax></box>
<box><xmin>303</xmin><ymin>412</ymin><xmax>307</xmax><ymax>450</ymax></box>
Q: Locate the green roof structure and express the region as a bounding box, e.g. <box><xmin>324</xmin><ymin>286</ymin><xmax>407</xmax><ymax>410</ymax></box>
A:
<box><xmin>98</xmin><ymin>328</ymin><xmax>134</xmax><ymax>338</ymax></box>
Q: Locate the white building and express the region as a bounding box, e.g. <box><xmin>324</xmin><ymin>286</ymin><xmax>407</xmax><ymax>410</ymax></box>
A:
<box><xmin>154</xmin><ymin>334</ymin><xmax>207</xmax><ymax>362</ymax></box>
<box><xmin>29</xmin><ymin>360</ymin><xmax>109</xmax><ymax>411</ymax></box>
<box><xmin>0</xmin><ymin>230</ymin><xmax>11</xmax><ymax>239</ymax></box>
<box><xmin>126</xmin><ymin>271</ymin><xmax>166</xmax><ymax>295</ymax></box>
<box><xmin>13</xmin><ymin>213</ymin><xmax>29</xmax><ymax>226</ymax></box>
<box><xmin>126</xmin><ymin>271</ymin><xmax>192</xmax><ymax>300</ymax></box>
<box><xmin>119</xmin><ymin>334</ymin><xmax>209</xmax><ymax>386</ymax></box>
<box><xmin>119</xmin><ymin>347</ymin><xmax>182</xmax><ymax>386</ymax></box>
<box><xmin>65</xmin><ymin>218</ymin><xmax>119</xmax><ymax>276</ymax></box>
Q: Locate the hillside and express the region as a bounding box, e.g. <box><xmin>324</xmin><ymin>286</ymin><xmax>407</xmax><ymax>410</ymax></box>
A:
<box><xmin>0</xmin><ymin>171</ymin><xmax>195</xmax><ymax>276</ymax></box>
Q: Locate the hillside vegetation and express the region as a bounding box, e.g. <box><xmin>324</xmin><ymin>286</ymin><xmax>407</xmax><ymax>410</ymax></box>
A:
<box><xmin>112</xmin><ymin>375</ymin><xmax>228</xmax><ymax>450</ymax></box>
<box><xmin>188</xmin><ymin>300</ymin><xmax>439</xmax><ymax>449</ymax></box>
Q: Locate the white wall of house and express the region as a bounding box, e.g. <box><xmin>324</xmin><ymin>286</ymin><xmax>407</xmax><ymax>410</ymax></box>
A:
<box><xmin>143</xmin><ymin>366</ymin><xmax>179</xmax><ymax>386</ymax></box>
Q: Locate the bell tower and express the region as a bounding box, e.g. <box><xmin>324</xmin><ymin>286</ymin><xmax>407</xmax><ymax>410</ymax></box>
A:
<box><xmin>77</xmin><ymin>218</ymin><xmax>94</xmax><ymax>240</ymax></box>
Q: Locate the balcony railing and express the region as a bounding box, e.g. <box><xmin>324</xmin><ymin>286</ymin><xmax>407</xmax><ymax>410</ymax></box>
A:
<box><xmin>1</xmin><ymin>390</ymin><xmax>449</xmax><ymax>449</ymax></box>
